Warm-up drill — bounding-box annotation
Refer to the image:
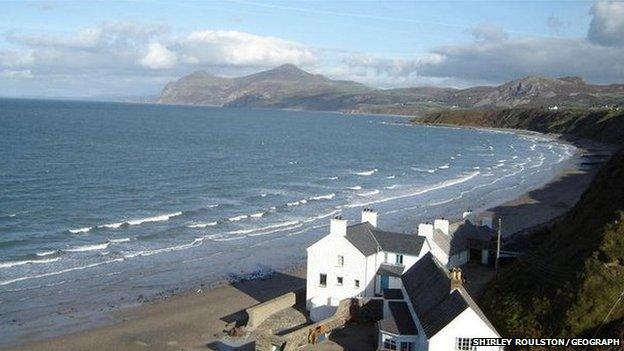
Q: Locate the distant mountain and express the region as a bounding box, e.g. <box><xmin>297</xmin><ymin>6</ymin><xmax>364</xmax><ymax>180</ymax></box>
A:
<box><xmin>158</xmin><ymin>65</ymin><xmax>624</xmax><ymax>114</ymax></box>
<box><xmin>158</xmin><ymin>64</ymin><xmax>371</xmax><ymax>108</ymax></box>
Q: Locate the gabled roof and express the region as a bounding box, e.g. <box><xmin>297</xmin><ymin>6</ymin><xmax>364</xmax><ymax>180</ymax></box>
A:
<box><xmin>401</xmin><ymin>252</ymin><xmax>498</xmax><ymax>338</ymax></box>
<box><xmin>378</xmin><ymin>301</ymin><xmax>418</xmax><ymax>335</ymax></box>
<box><xmin>345</xmin><ymin>222</ymin><xmax>425</xmax><ymax>256</ymax></box>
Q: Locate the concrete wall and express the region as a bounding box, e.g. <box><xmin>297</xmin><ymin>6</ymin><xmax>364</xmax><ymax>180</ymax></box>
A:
<box><xmin>246</xmin><ymin>287</ymin><xmax>305</xmax><ymax>330</ymax></box>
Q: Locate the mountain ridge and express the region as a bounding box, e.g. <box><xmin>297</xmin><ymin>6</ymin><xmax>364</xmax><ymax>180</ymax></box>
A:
<box><xmin>158</xmin><ymin>65</ymin><xmax>624</xmax><ymax>113</ymax></box>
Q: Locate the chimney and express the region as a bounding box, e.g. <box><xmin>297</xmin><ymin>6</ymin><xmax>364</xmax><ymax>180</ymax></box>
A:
<box><xmin>330</xmin><ymin>216</ymin><xmax>347</xmax><ymax>236</ymax></box>
<box><xmin>361</xmin><ymin>208</ymin><xmax>378</xmax><ymax>227</ymax></box>
<box><xmin>434</xmin><ymin>218</ymin><xmax>450</xmax><ymax>236</ymax></box>
<box><xmin>480</xmin><ymin>212</ymin><xmax>494</xmax><ymax>229</ymax></box>
<box><xmin>450</xmin><ymin>267</ymin><xmax>464</xmax><ymax>291</ymax></box>
<box><xmin>418</xmin><ymin>223</ymin><xmax>434</xmax><ymax>241</ymax></box>
<box><xmin>462</xmin><ymin>210</ymin><xmax>475</xmax><ymax>224</ymax></box>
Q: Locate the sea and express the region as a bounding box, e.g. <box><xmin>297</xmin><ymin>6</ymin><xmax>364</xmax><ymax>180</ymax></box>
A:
<box><xmin>0</xmin><ymin>98</ymin><xmax>576</xmax><ymax>346</ymax></box>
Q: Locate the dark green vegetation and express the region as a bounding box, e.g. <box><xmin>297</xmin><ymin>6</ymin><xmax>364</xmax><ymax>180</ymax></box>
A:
<box><xmin>419</xmin><ymin>108</ymin><xmax>624</xmax><ymax>145</ymax></box>
<box><xmin>419</xmin><ymin>108</ymin><xmax>624</xmax><ymax>348</ymax></box>
<box><xmin>481</xmin><ymin>148</ymin><xmax>624</xmax><ymax>348</ymax></box>
<box><xmin>158</xmin><ymin>65</ymin><xmax>624</xmax><ymax>113</ymax></box>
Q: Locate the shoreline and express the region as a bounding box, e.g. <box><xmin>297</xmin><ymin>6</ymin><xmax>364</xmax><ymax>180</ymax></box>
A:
<box><xmin>6</xmin><ymin>130</ymin><xmax>613</xmax><ymax>351</ymax></box>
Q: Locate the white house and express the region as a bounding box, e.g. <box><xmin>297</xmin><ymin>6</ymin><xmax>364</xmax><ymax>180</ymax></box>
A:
<box><xmin>418</xmin><ymin>211</ymin><xmax>498</xmax><ymax>269</ymax></box>
<box><xmin>377</xmin><ymin>252</ymin><xmax>501</xmax><ymax>351</ymax></box>
<box><xmin>306</xmin><ymin>209</ymin><xmax>430</xmax><ymax>321</ymax></box>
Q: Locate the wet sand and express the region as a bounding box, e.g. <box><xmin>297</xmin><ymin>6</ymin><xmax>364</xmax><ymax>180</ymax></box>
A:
<box><xmin>7</xmin><ymin>139</ymin><xmax>615</xmax><ymax>351</ymax></box>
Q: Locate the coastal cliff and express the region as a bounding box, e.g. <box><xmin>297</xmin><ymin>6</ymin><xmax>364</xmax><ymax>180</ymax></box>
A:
<box><xmin>480</xmin><ymin>147</ymin><xmax>624</xmax><ymax>345</ymax></box>
<box><xmin>416</xmin><ymin>107</ymin><xmax>624</xmax><ymax>346</ymax></box>
<box><xmin>417</xmin><ymin>108</ymin><xmax>624</xmax><ymax>145</ymax></box>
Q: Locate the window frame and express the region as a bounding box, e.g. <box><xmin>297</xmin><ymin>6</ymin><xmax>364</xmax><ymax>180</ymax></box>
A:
<box><xmin>455</xmin><ymin>337</ymin><xmax>475</xmax><ymax>351</ymax></box>
<box><xmin>337</xmin><ymin>255</ymin><xmax>344</xmax><ymax>267</ymax></box>
<box><xmin>383</xmin><ymin>335</ymin><xmax>397</xmax><ymax>350</ymax></box>
<box><xmin>319</xmin><ymin>273</ymin><xmax>327</xmax><ymax>287</ymax></box>
<box><xmin>395</xmin><ymin>254</ymin><xmax>404</xmax><ymax>265</ymax></box>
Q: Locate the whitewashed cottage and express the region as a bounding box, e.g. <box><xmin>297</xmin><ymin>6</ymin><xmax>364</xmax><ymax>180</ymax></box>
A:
<box><xmin>306</xmin><ymin>209</ymin><xmax>429</xmax><ymax>321</ymax></box>
<box><xmin>305</xmin><ymin>210</ymin><xmax>501</xmax><ymax>350</ymax></box>
<box><xmin>378</xmin><ymin>252</ymin><xmax>501</xmax><ymax>351</ymax></box>
<box><xmin>418</xmin><ymin>211</ymin><xmax>498</xmax><ymax>269</ymax></box>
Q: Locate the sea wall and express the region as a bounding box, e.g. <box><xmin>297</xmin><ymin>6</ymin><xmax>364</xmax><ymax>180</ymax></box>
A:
<box><xmin>245</xmin><ymin>287</ymin><xmax>305</xmax><ymax>330</ymax></box>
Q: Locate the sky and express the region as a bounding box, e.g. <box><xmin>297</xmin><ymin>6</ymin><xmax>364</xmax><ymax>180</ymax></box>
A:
<box><xmin>0</xmin><ymin>0</ymin><xmax>623</xmax><ymax>97</ymax></box>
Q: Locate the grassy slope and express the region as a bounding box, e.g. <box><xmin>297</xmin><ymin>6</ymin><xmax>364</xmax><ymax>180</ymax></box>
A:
<box><xmin>416</xmin><ymin>108</ymin><xmax>624</xmax><ymax>347</ymax></box>
<box><xmin>480</xmin><ymin>149</ymin><xmax>624</xmax><ymax>343</ymax></box>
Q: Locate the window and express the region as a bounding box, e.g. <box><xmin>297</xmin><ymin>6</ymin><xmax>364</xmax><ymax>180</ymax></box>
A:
<box><xmin>384</xmin><ymin>252</ymin><xmax>388</xmax><ymax>263</ymax></box>
<box><xmin>336</xmin><ymin>276</ymin><xmax>343</xmax><ymax>286</ymax></box>
<box><xmin>337</xmin><ymin>255</ymin><xmax>344</xmax><ymax>267</ymax></box>
<box><xmin>395</xmin><ymin>254</ymin><xmax>404</xmax><ymax>265</ymax></box>
<box><xmin>455</xmin><ymin>338</ymin><xmax>475</xmax><ymax>351</ymax></box>
<box><xmin>319</xmin><ymin>273</ymin><xmax>327</xmax><ymax>287</ymax></box>
<box><xmin>400</xmin><ymin>342</ymin><xmax>414</xmax><ymax>351</ymax></box>
<box><xmin>354</xmin><ymin>279</ymin><xmax>360</xmax><ymax>288</ymax></box>
<box><xmin>383</xmin><ymin>337</ymin><xmax>397</xmax><ymax>350</ymax></box>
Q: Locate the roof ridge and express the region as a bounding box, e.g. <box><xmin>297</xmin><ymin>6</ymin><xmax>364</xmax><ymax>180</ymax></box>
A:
<box><xmin>367</xmin><ymin>226</ymin><xmax>383</xmax><ymax>253</ymax></box>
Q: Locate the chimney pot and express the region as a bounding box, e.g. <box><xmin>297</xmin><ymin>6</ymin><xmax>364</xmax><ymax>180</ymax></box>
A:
<box><xmin>434</xmin><ymin>219</ymin><xmax>450</xmax><ymax>236</ymax></box>
<box><xmin>450</xmin><ymin>267</ymin><xmax>464</xmax><ymax>291</ymax></box>
<box><xmin>418</xmin><ymin>223</ymin><xmax>434</xmax><ymax>241</ymax></box>
<box><xmin>361</xmin><ymin>208</ymin><xmax>378</xmax><ymax>227</ymax></box>
<box><xmin>330</xmin><ymin>217</ymin><xmax>347</xmax><ymax>236</ymax></box>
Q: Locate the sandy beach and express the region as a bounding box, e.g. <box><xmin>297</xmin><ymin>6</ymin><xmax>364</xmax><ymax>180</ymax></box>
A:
<box><xmin>7</xmin><ymin>138</ymin><xmax>615</xmax><ymax>351</ymax></box>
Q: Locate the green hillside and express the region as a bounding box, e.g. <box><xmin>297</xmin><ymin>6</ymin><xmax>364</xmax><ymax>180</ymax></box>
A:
<box><xmin>480</xmin><ymin>148</ymin><xmax>624</xmax><ymax>347</ymax></box>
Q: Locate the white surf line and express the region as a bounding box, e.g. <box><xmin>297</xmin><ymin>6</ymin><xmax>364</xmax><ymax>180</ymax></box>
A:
<box><xmin>342</xmin><ymin>171</ymin><xmax>480</xmax><ymax>209</ymax></box>
<box><xmin>0</xmin><ymin>257</ymin><xmax>61</xmax><ymax>269</ymax></box>
<box><xmin>0</xmin><ymin>258</ymin><xmax>124</xmax><ymax>286</ymax></box>
<box><xmin>68</xmin><ymin>211</ymin><xmax>183</xmax><ymax>234</ymax></box>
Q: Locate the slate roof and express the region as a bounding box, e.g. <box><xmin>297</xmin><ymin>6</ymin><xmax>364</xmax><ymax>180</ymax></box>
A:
<box><xmin>378</xmin><ymin>301</ymin><xmax>418</xmax><ymax>335</ymax></box>
<box><xmin>345</xmin><ymin>222</ymin><xmax>425</xmax><ymax>256</ymax></box>
<box><xmin>377</xmin><ymin>263</ymin><xmax>405</xmax><ymax>277</ymax></box>
<box><xmin>401</xmin><ymin>252</ymin><xmax>498</xmax><ymax>338</ymax></box>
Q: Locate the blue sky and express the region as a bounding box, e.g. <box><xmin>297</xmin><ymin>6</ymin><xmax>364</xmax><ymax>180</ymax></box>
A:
<box><xmin>0</xmin><ymin>1</ymin><xmax>623</xmax><ymax>97</ymax></box>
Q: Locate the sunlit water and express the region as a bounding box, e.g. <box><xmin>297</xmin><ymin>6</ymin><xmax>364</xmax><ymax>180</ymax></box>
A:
<box><xmin>0</xmin><ymin>99</ymin><xmax>576</xmax><ymax>345</ymax></box>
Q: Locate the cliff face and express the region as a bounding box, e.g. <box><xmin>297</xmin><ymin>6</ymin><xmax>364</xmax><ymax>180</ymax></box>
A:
<box><xmin>419</xmin><ymin>108</ymin><xmax>624</xmax><ymax>145</ymax></box>
<box><xmin>480</xmin><ymin>148</ymin><xmax>624</xmax><ymax>344</ymax></box>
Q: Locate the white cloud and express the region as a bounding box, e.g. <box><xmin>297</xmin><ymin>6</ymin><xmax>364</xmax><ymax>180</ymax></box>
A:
<box><xmin>588</xmin><ymin>1</ymin><xmax>624</xmax><ymax>46</ymax></box>
<box><xmin>140</xmin><ymin>43</ymin><xmax>178</xmax><ymax>69</ymax></box>
<box><xmin>178</xmin><ymin>30</ymin><xmax>315</xmax><ymax>67</ymax></box>
<box><xmin>0</xmin><ymin>69</ymin><xmax>33</xmax><ymax>79</ymax></box>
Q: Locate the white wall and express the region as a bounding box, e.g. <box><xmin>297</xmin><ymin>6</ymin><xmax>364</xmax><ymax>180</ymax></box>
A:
<box><xmin>429</xmin><ymin>240</ymin><xmax>449</xmax><ymax>266</ymax></box>
<box><xmin>428</xmin><ymin>308</ymin><xmax>500</xmax><ymax>351</ymax></box>
<box><xmin>306</xmin><ymin>234</ymin><xmax>368</xmax><ymax>310</ymax></box>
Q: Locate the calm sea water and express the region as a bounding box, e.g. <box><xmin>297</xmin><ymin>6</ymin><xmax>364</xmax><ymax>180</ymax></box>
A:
<box><xmin>0</xmin><ymin>98</ymin><xmax>575</xmax><ymax>345</ymax></box>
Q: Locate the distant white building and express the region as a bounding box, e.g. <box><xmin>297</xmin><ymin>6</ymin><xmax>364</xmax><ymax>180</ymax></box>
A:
<box><xmin>418</xmin><ymin>211</ymin><xmax>498</xmax><ymax>268</ymax></box>
<box><xmin>306</xmin><ymin>209</ymin><xmax>429</xmax><ymax>321</ymax></box>
<box><xmin>378</xmin><ymin>252</ymin><xmax>501</xmax><ymax>351</ymax></box>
